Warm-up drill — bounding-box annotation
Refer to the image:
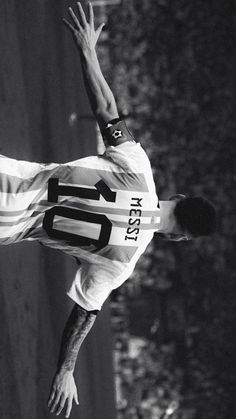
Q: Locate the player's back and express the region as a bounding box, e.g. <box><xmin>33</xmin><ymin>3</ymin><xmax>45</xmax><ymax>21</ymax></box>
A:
<box><xmin>33</xmin><ymin>141</ymin><xmax>160</xmax><ymax>263</ymax></box>
<box><xmin>0</xmin><ymin>141</ymin><xmax>159</xmax><ymax>266</ymax></box>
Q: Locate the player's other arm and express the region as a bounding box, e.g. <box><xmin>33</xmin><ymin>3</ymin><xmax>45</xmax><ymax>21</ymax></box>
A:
<box><xmin>48</xmin><ymin>303</ymin><xmax>98</xmax><ymax>418</ymax></box>
<box><xmin>63</xmin><ymin>2</ymin><xmax>119</xmax><ymax>131</ymax></box>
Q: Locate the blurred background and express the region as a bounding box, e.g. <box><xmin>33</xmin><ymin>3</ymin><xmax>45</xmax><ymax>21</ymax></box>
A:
<box><xmin>0</xmin><ymin>1</ymin><xmax>235</xmax><ymax>419</ymax></box>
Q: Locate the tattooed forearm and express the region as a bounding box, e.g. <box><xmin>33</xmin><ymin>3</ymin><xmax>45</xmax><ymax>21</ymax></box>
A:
<box><xmin>57</xmin><ymin>304</ymin><xmax>98</xmax><ymax>373</ymax></box>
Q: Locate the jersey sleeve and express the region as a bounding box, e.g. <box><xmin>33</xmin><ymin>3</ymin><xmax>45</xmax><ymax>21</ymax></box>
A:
<box><xmin>101</xmin><ymin>118</ymin><xmax>136</xmax><ymax>147</ymax></box>
<box><xmin>67</xmin><ymin>261</ymin><xmax>133</xmax><ymax>311</ymax></box>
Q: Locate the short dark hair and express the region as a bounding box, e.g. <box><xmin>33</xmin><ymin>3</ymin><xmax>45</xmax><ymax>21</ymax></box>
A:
<box><xmin>174</xmin><ymin>196</ymin><xmax>217</xmax><ymax>237</ymax></box>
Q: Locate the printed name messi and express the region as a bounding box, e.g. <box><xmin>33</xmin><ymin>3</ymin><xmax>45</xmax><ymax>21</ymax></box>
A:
<box><xmin>125</xmin><ymin>197</ymin><xmax>142</xmax><ymax>242</ymax></box>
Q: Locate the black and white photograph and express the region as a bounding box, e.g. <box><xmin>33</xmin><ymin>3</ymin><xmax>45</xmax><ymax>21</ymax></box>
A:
<box><xmin>0</xmin><ymin>1</ymin><xmax>235</xmax><ymax>418</ymax></box>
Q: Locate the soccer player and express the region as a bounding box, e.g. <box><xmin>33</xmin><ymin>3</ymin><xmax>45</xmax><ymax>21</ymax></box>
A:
<box><xmin>0</xmin><ymin>3</ymin><xmax>216</xmax><ymax>417</ymax></box>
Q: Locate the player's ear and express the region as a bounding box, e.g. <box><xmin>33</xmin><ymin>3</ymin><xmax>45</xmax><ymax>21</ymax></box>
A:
<box><xmin>169</xmin><ymin>194</ymin><xmax>186</xmax><ymax>202</ymax></box>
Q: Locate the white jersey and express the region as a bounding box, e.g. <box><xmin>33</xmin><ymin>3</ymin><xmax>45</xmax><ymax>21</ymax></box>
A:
<box><xmin>0</xmin><ymin>123</ymin><xmax>160</xmax><ymax>310</ymax></box>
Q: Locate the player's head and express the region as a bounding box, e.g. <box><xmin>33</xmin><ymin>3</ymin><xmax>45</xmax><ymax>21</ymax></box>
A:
<box><xmin>171</xmin><ymin>195</ymin><xmax>217</xmax><ymax>240</ymax></box>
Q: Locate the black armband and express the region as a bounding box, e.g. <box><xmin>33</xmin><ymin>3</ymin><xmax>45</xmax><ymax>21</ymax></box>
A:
<box><xmin>102</xmin><ymin>118</ymin><xmax>136</xmax><ymax>146</ymax></box>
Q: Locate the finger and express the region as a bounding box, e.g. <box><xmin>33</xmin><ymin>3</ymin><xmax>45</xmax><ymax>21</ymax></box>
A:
<box><xmin>77</xmin><ymin>2</ymin><xmax>87</xmax><ymax>27</ymax></box>
<box><xmin>47</xmin><ymin>390</ymin><xmax>56</xmax><ymax>408</ymax></box>
<box><xmin>68</xmin><ymin>7</ymin><xmax>82</xmax><ymax>30</ymax></box>
<box><xmin>50</xmin><ymin>392</ymin><xmax>61</xmax><ymax>413</ymax></box>
<box><xmin>65</xmin><ymin>397</ymin><xmax>73</xmax><ymax>418</ymax></box>
<box><xmin>62</xmin><ymin>18</ymin><xmax>77</xmax><ymax>35</ymax></box>
<box><xmin>74</xmin><ymin>391</ymin><xmax>79</xmax><ymax>405</ymax></box>
<box><xmin>55</xmin><ymin>394</ymin><xmax>67</xmax><ymax>416</ymax></box>
<box><xmin>96</xmin><ymin>22</ymin><xmax>105</xmax><ymax>39</ymax></box>
<box><xmin>88</xmin><ymin>2</ymin><xmax>94</xmax><ymax>27</ymax></box>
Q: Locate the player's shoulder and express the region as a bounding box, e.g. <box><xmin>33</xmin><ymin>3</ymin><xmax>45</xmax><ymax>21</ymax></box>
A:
<box><xmin>104</xmin><ymin>141</ymin><xmax>150</xmax><ymax>175</ymax></box>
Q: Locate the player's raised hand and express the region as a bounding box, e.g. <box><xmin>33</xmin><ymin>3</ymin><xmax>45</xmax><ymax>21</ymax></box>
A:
<box><xmin>63</xmin><ymin>2</ymin><xmax>105</xmax><ymax>52</ymax></box>
<box><xmin>48</xmin><ymin>370</ymin><xmax>79</xmax><ymax>418</ymax></box>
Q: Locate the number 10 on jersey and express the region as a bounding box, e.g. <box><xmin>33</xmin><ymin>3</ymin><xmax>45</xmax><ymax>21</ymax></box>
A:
<box><xmin>43</xmin><ymin>178</ymin><xmax>116</xmax><ymax>249</ymax></box>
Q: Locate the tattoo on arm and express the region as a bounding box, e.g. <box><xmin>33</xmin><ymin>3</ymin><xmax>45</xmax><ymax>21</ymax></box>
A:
<box><xmin>57</xmin><ymin>304</ymin><xmax>98</xmax><ymax>373</ymax></box>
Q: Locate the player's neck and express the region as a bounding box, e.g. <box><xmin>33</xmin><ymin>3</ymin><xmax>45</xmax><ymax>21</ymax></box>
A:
<box><xmin>158</xmin><ymin>200</ymin><xmax>177</xmax><ymax>233</ymax></box>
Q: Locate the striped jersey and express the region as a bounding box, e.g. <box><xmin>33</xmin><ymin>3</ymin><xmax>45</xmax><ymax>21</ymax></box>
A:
<box><xmin>0</xmin><ymin>122</ymin><xmax>160</xmax><ymax>310</ymax></box>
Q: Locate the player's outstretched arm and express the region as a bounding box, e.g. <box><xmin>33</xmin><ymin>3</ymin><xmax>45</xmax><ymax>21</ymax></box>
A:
<box><xmin>63</xmin><ymin>2</ymin><xmax>119</xmax><ymax>131</ymax></box>
<box><xmin>48</xmin><ymin>303</ymin><xmax>98</xmax><ymax>418</ymax></box>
